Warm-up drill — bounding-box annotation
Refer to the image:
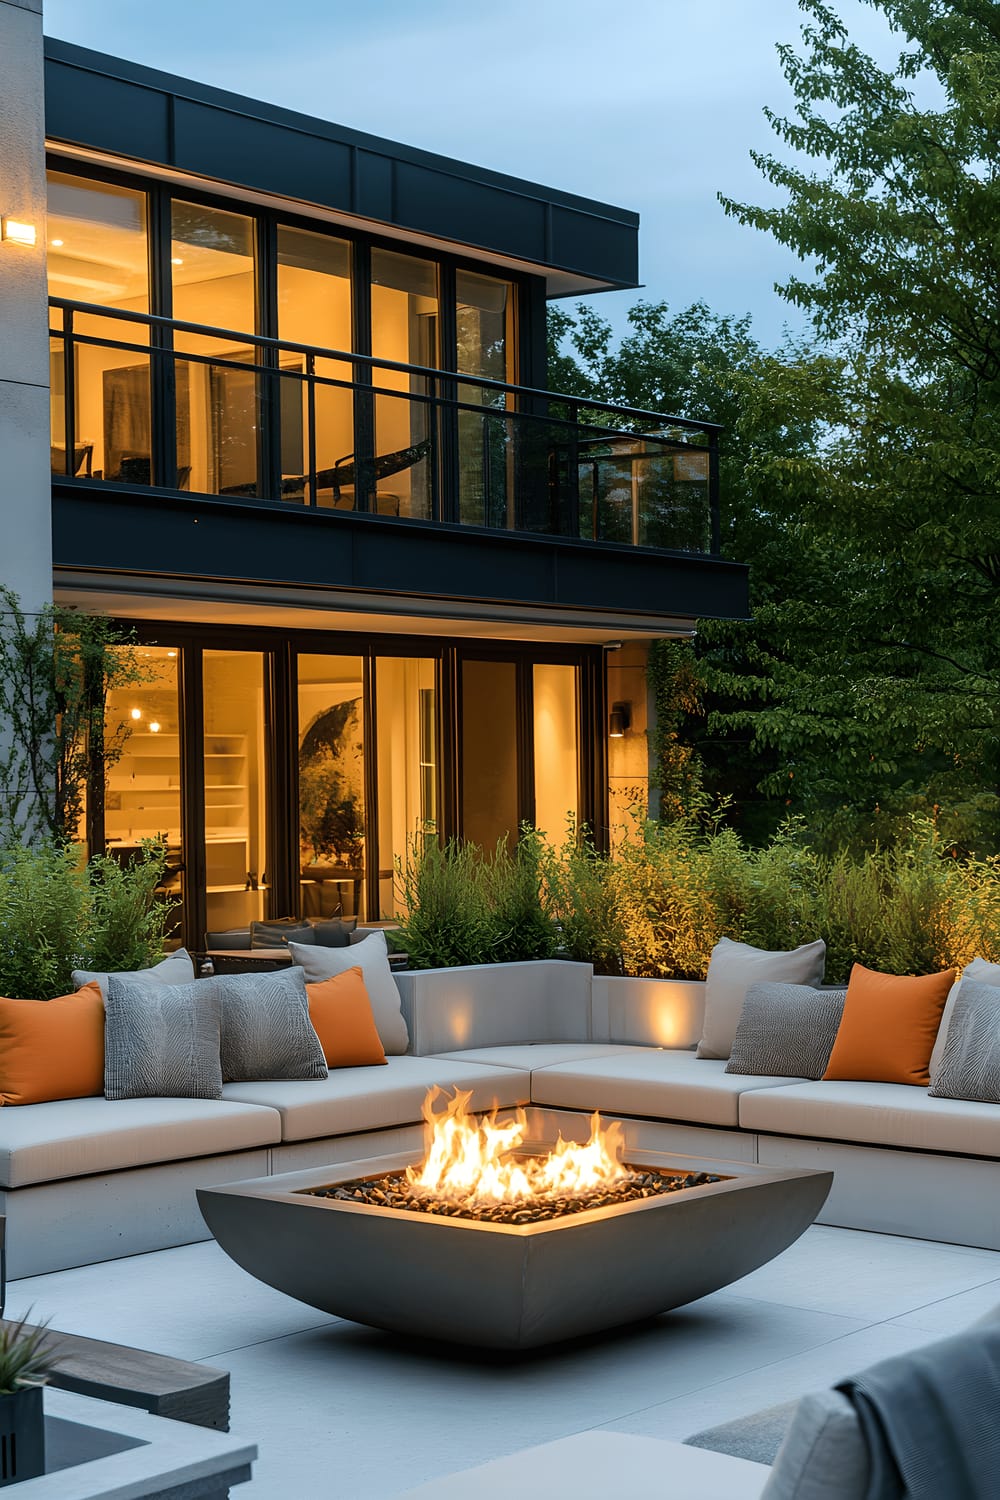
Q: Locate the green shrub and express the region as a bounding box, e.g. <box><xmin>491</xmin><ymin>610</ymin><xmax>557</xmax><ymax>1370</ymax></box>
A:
<box><xmin>480</xmin><ymin>829</ymin><xmax>558</xmax><ymax>965</ymax></box>
<box><xmin>394</xmin><ymin>831</ymin><xmax>558</xmax><ymax>970</ymax></box>
<box><xmin>0</xmin><ymin>840</ymin><xmax>173</xmax><ymax>999</ymax></box>
<box><xmin>391</xmin><ymin>815</ymin><xmax>1000</xmax><ymax>984</ymax></box>
<box><xmin>0</xmin><ymin>842</ymin><xmax>90</xmax><ymax>999</ymax></box>
<box><xmin>393</xmin><ymin>838</ymin><xmax>492</xmax><ymax>969</ymax></box>
<box><xmin>86</xmin><ymin>842</ymin><xmax>174</xmax><ymax>975</ymax></box>
<box><xmin>542</xmin><ymin>826</ymin><xmax>625</xmax><ymax>976</ymax></box>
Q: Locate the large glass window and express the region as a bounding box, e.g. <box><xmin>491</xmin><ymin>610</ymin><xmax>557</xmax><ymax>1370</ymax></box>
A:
<box><xmin>171</xmin><ymin>202</ymin><xmax>259</xmax><ymax>497</ymax></box>
<box><xmin>203</xmin><ymin>652</ymin><xmax>268</xmax><ymax>937</ymax></box>
<box><xmin>456</xmin><ymin>271</ymin><xmax>515</xmax><ymax>527</ymax></box>
<box><xmin>375</xmin><ymin>658</ymin><xmax>437</xmax><ymax>917</ymax></box>
<box><xmin>277</xmin><ymin>227</ymin><xmax>354</xmax><ymax>506</ymax></box>
<box><xmin>298</xmin><ymin>654</ymin><xmax>366</xmax><ymax>919</ymax></box>
<box><xmin>369</xmin><ymin>249</ymin><xmax>437</xmax><ymax>520</ymax></box>
<box><xmin>533</xmin><ymin>664</ymin><xmax>579</xmax><ymax>844</ymax></box>
<box><xmin>461</xmin><ymin>658</ymin><xmax>519</xmax><ymax>851</ymax></box>
<box><xmin>103</xmin><ymin>646</ymin><xmax>184</xmax><ymax>931</ymax></box>
<box><xmin>47</xmin><ymin>172</ymin><xmax>151</xmax><ymax>484</ymax></box>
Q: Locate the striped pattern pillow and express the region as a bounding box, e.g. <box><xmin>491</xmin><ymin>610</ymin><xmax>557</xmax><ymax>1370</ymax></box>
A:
<box><xmin>929</xmin><ymin>981</ymin><xmax>1000</xmax><ymax>1103</ymax></box>
<box><xmin>726</xmin><ymin>982</ymin><xmax>847</xmax><ymax>1079</ymax></box>
<box><xmin>105</xmin><ymin>975</ymin><xmax>222</xmax><ymax>1100</ymax></box>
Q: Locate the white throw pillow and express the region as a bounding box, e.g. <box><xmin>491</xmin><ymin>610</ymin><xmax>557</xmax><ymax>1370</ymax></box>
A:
<box><xmin>72</xmin><ymin>948</ymin><xmax>196</xmax><ymax>1004</ymax></box>
<box><xmin>929</xmin><ymin>956</ymin><xmax>1000</xmax><ymax>1085</ymax></box>
<box><xmin>288</xmin><ymin>931</ymin><xmax>409</xmax><ymax>1055</ymax></box>
<box><xmin>697</xmin><ymin>936</ymin><xmax>826</xmax><ymax>1060</ymax></box>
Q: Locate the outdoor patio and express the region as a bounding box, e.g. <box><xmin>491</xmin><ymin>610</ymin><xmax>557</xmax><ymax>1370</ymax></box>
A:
<box><xmin>9</xmin><ymin>1222</ymin><xmax>1000</xmax><ymax>1496</ymax></box>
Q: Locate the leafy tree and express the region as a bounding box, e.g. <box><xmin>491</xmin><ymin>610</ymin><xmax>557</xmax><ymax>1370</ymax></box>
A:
<box><xmin>714</xmin><ymin>0</ymin><xmax>1000</xmax><ymax>846</ymax></box>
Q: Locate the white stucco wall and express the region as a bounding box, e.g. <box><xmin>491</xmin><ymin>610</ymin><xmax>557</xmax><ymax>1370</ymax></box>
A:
<box><xmin>0</xmin><ymin>0</ymin><xmax>51</xmax><ymax>612</ymax></box>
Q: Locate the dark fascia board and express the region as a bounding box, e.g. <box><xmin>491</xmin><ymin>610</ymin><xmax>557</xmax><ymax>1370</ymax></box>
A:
<box><xmin>43</xmin><ymin>38</ymin><xmax>640</xmax><ymax>293</ymax></box>
<box><xmin>52</xmin><ymin>485</ymin><xmax>749</xmax><ymax>627</ymax></box>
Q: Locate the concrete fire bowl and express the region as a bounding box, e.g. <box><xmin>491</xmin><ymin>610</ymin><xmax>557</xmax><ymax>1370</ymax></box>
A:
<box><xmin>198</xmin><ymin>1147</ymin><xmax>832</xmax><ymax>1351</ymax></box>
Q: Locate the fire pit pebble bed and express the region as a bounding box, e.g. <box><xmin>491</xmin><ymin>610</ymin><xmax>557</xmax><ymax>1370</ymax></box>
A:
<box><xmin>302</xmin><ymin>1167</ymin><xmax>725</xmax><ymax>1226</ymax></box>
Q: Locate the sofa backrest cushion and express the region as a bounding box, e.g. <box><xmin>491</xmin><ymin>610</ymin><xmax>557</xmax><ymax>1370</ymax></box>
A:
<box><xmin>823</xmin><ymin>963</ymin><xmax>954</xmax><ymax>1086</ymax></box>
<box><xmin>105</xmin><ymin>975</ymin><xmax>223</xmax><ymax>1100</ymax></box>
<box><xmin>307</xmin><ymin>968</ymin><xmax>387</xmax><ymax>1068</ymax></box>
<box><xmin>929</xmin><ymin>980</ymin><xmax>1000</xmax><ymax>1104</ymax></box>
<box><xmin>0</xmin><ymin>983</ymin><xmax>105</xmax><ymax>1105</ymax></box>
<box><xmin>697</xmin><ymin>938</ymin><xmax>826</xmax><ymax>1060</ymax></box>
<box><xmin>930</xmin><ymin>957</ymin><xmax>1000</xmax><ymax>1084</ymax></box>
<box><xmin>761</xmin><ymin>1388</ymin><xmax>868</xmax><ymax>1499</ymax></box>
<box><xmin>73</xmin><ymin>948</ymin><xmax>195</xmax><ymax>1003</ymax></box>
<box><xmin>289</xmin><ymin>931</ymin><xmax>409</xmax><ymax>1055</ymax></box>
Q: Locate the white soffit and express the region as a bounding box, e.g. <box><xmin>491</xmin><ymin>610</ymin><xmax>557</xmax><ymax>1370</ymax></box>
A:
<box><xmin>53</xmin><ymin>574</ymin><xmax>696</xmax><ymax>644</ymax></box>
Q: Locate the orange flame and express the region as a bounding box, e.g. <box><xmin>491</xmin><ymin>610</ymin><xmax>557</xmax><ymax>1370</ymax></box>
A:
<box><xmin>405</xmin><ymin>1087</ymin><xmax>633</xmax><ymax>1207</ymax></box>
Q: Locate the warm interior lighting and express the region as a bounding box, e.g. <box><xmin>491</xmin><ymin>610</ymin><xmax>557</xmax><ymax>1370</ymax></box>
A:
<box><xmin>405</xmin><ymin>1088</ymin><xmax>632</xmax><ymax>1208</ymax></box>
<box><xmin>50</xmin><ymin>238</ymin><xmax>64</xmax><ymax>248</ymax></box>
<box><xmin>171</xmin><ymin>256</ymin><xmax>183</xmax><ymax>266</ymax></box>
<box><xmin>149</xmin><ymin>721</ymin><xmax>161</xmax><ymax>734</ymax></box>
<box><xmin>130</xmin><ymin>707</ymin><xmax>142</xmax><ymax>721</ymax></box>
<box><xmin>166</xmin><ymin>650</ymin><xmax>177</xmax><ymax>658</ymax></box>
<box><xmin>2</xmin><ymin>218</ymin><xmax>37</xmax><ymax>247</ymax></box>
<box><xmin>609</xmin><ymin>701</ymin><xmax>631</xmax><ymax>738</ymax></box>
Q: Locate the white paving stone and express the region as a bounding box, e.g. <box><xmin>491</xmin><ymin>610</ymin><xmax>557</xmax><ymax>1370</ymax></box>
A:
<box><xmin>10</xmin><ymin>1222</ymin><xmax>1000</xmax><ymax>1496</ymax></box>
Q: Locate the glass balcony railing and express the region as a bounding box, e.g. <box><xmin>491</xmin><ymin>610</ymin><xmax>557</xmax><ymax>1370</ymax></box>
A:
<box><xmin>48</xmin><ymin>299</ymin><xmax>721</xmax><ymax>554</ymax></box>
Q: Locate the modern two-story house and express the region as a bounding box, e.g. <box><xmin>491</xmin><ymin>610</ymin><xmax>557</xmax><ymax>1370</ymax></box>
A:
<box><xmin>0</xmin><ymin>4</ymin><xmax>748</xmax><ymax>948</ymax></box>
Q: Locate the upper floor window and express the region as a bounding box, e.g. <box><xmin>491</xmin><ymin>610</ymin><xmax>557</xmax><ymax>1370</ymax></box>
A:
<box><xmin>47</xmin><ymin>172</ymin><xmax>149</xmax><ymax>313</ymax></box>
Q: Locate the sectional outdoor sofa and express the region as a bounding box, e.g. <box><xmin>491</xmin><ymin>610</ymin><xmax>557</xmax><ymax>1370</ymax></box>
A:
<box><xmin>3</xmin><ymin>958</ymin><xmax>1000</xmax><ymax>1279</ymax></box>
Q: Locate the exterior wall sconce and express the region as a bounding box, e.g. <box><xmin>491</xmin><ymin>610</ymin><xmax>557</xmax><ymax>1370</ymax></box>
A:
<box><xmin>1</xmin><ymin>218</ymin><xmax>37</xmax><ymax>247</ymax></box>
<box><xmin>609</xmin><ymin>701</ymin><xmax>631</xmax><ymax>738</ymax></box>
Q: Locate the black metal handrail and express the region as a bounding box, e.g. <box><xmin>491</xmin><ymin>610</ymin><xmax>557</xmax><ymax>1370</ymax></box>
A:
<box><xmin>49</xmin><ymin>298</ymin><xmax>721</xmax><ymax>553</ymax></box>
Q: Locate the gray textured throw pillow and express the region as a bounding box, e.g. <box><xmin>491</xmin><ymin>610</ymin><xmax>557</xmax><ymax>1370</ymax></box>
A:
<box><xmin>105</xmin><ymin>975</ymin><xmax>223</xmax><ymax>1100</ymax></box>
<box><xmin>215</xmin><ymin>966</ymin><xmax>327</xmax><ymax>1083</ymax></box>
<box><xmin>929</xmin><ymin>980</ymin><xmax>1000</xmax><ymax>1104</ymax></box>
<box><xmin>726</xmin><ymin>982</ymin><xmax>847</xmax><ymax>1079</ymax></box>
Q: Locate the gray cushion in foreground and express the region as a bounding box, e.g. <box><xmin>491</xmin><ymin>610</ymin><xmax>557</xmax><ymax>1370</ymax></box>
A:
<box><xmin>529</xmin><ymin>1050</ymin><xmax>806</xmax><ymax>1128</ymax></box>
<box><xmin>221</xmin><ymin>1055</ymin><xmax>528</xmax><ymax>1141</ymax></box>
<box><xmin>0</xmin><ymin>1096</ymin><xmax>281</xmax><ymax>1188</ymax></box>
<box><xmin>686</xmin><ymin>1401</ymin><xmax>798</xmax><ymax>1466</ymax></box>
<box><xmin>739</xmin><ymin>1079</ymin><xmax>1000</xmax><ymax>1157</ymax></box>
<box><xmin>760</xmin><ymin>1389</ymin><xmax>868</xmax><ymax>1499</ymax></box>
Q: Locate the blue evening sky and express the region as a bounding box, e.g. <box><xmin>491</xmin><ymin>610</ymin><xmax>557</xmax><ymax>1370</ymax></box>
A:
<box><xmin>43</xmin><ymin>0</ymin><xmax>909</xmax><ymax>348</ymax></box>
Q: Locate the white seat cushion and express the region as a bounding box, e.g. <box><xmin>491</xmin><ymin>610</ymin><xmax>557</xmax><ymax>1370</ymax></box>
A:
<box><xmin>221</xmin><ymin>1056</ymin><xmax>528</xmax><ymax>1142</ymax></box>
<box><xmin>740</xmin><ymin>1080</ymin><xmax>1000</xmax><ymax>1157</ymax></box>
<box><xmin>0</xmin><ymin>1096</ymin><xmax>281</xmax><ymax>1189</ymax></box>
<box><xmin>530</xmin><ymin>1050</ymin><xmax>805</xmax><ymax>1127</ymax></box>
<box><xmin>434</xmin><ymin>1044</ymin><xmax>645</xmax><ymax>1073</ymax></box>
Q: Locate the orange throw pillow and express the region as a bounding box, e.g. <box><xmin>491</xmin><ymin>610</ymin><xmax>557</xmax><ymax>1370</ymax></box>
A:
<box><xmin>307</xmin><ymin>967</ymin><xmax>387</xmax><ymax>1069</ymax></box>
<box><xmin>823</xmin><ymin>964</ymin><xmax>955</xmax><ymax>1086</ymax></box>
<box><xmin>0</xmin><ymin>983</ymin><xmax>105</xmax><ymax>1105</ymax></box>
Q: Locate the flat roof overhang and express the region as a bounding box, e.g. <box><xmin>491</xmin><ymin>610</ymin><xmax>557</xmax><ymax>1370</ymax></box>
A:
<box><xmin>44</xmin><ymin>39</ymin><xmax>640</xmax><ymax>297</ymax></box>
<box><xmin>52</xmin><ymin>485</ymin><xmax>749</xmax><ymax>644</ymax></box>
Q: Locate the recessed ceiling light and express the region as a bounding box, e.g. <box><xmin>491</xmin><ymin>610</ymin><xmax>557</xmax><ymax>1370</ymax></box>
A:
<box><xmin>51</xmin><ymin>238</ymin><xmax>64</xmax><ymax>248</ymax></box>
<box><xmin>171</xmin><ymin>257</ymin><xmax>183</xmax><ymax>266</ymax></box>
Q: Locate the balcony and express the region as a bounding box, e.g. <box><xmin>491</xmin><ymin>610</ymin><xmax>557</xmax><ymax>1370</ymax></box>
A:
<box><xmin>50</xmin><ymin>297</ymin><xmax>720</xmax><ymax>544</ymax></box>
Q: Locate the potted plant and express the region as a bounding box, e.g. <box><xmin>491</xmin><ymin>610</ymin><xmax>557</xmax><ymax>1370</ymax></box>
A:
<box><xmin>0</xmin><ymin>1314</ymin><xmax>57</xmax><ymax>1485</ymax></box>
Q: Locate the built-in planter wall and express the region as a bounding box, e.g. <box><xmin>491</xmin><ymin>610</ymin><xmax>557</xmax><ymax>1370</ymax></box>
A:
<box><xmin>593</xmin><ymin>976</ymin><xmax>705</xmax><ymax>1049</ymax></box>
<box><xmin>395</xmin><ymin>961</ymin><xmax>706</xmax><ymax>1055</ymax></box>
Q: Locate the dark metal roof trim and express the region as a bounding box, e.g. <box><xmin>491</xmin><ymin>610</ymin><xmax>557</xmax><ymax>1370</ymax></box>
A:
<box><xmin>43</xmin><ymin>38</ymin><xmax>641</xmax><ymax>291</ymax></box>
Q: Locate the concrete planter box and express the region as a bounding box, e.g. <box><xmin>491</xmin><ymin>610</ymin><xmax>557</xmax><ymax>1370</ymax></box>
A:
<box><xmin>395</xmin><ymin>960</ymin><xmax>595</xmax><ymax>1055</ymax></box>
<box><xmin>593</xmin><ymin>975</ymin><xmax>706</xmax><ymax>1049</ymax></box>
